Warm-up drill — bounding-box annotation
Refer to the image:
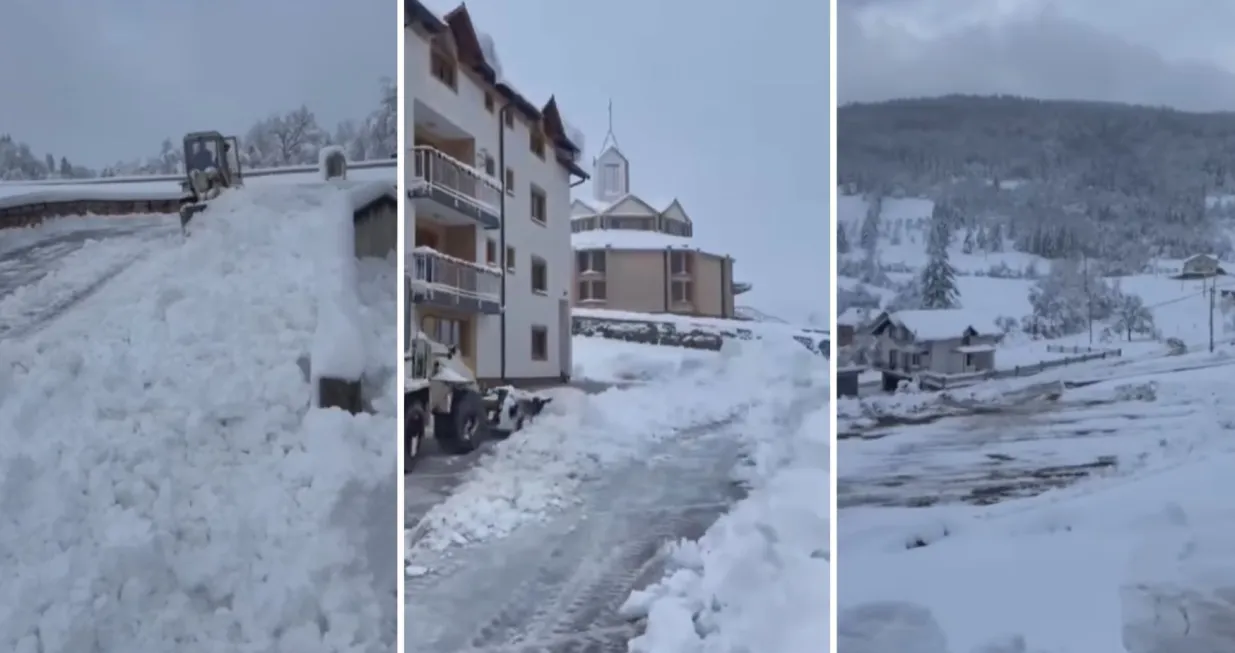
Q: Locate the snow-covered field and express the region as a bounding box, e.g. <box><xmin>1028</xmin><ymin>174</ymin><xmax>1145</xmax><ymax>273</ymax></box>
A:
<box><xmin>0</xmin><ymin>186</ymin><xmax>397</xmax><ymax>652</ymax></box>
<box><xmin>837</xmin><ymin>193</ymin><xmax>1235</xmax><ymax>378</ymax></box>
<box><xmin>404</xmin><ymin>337</ymin><xmax>828</xmax><ymax>652</ymax></box>
<box><xmin>838</xmin><ymin>347</ymin><xmax>1235</xmax><ymax>651</ymax></box>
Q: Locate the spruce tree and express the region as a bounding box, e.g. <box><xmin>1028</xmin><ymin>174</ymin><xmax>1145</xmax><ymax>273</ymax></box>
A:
<box><xmin>920</xmin><ymin>214</ymin><xmax>961</xmax><ymax>308</ymax></box>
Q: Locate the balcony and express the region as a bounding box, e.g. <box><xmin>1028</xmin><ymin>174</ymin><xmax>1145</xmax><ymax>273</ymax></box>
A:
<box><xmin>409</xmin><ymin>146</ymin><xmax>501</xmax><ymax>230</ymax></box>
<box><xmin>407</xmin><ymin>246</ymin><xmax>502</xmax><ymax>314</ymax></box>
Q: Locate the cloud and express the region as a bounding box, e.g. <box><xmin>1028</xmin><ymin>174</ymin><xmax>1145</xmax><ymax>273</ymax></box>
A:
<box><xmin>838</xmin><ymin>0</ymin><xmax>1235</xmax><ymax>111</ymax></box>
<box><xmin>0</xmin><ymin>0</ymin><xmax>394</xmax><ymax>166</ymax></box>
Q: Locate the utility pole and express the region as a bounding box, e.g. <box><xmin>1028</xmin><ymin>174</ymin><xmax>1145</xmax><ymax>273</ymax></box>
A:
<box><xmin>1084</xmin><ymin>254</ymin><xmax>1093</xmax><ymax>345</ymax></box>
<box><xmin>1208</xmin><ymin>281</ymin><xmax>1216</xmax><ymax>353</ymax></box>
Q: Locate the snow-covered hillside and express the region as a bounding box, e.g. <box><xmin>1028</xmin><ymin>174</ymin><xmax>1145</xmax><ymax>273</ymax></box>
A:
<box><xmin>837</xmin><ymin>192</ymin><xmax>1235</xmax><ymax>363</ymax></box>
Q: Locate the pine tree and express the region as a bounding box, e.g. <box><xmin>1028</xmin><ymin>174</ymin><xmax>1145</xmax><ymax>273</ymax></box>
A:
<box><xmin>920</xmin><ymin>215</ymin><xmax>961</xmax><ymax>309</ymax></box>
<box><xmin>837</xmin><ymin>223</ymin><xmax>850</xmax><ymax>254</ymax></box>
<box><xmin>962</xmin><ymin>228</ymin><xmax>975</xmax><ymax>254</ymax></box>
<box><xmin>989</xmin><ymin>223</ymin><xmax>1004</xmax><ymax>252</ymax></box>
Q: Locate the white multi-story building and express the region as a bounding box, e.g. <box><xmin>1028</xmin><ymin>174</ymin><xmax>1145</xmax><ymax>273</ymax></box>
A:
<box><xmin>405</xmin><ymin>1</ymin><xmax>588</xmax><ymax>385</ymax></box>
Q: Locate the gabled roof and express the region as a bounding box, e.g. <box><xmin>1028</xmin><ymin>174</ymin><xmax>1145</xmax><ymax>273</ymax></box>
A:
<box><xmin>412</xmin><ymin>2</ymin><xmax>587</xmax><ymax>179</ymax></box>
<box><xmin>571</xmin><ymin>193</ymin><xmax>661</xmax><ymax>218</ymax></box>
<box><xmin>405</xmin><ymin>0</ymin><xmax>445</xmax><ymax>31</ymax></box>
<box><xmin>660</xmin><ymin>199</ymin><xmax>691</xmax><ymax>223</ymax></box>
<box><xmin>869</xmin><ymin>309</ymin><xmax>1000</xmax><ymax>341</ymax></box>
<box><xmin>602</xmin><ymin>194</ymin><xmax>659</xmax><ymax>216</ymax></box>
<box><xmin>595</xmin><ymin>143</ymin><xmax>629</xmax><ymax>164</ymax></box>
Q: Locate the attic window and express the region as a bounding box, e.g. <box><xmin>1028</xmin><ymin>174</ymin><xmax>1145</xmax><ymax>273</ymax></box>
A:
<box><xmin>504</xmin><ymin>110</ymin><xmax>515</xmax><ymax>129</ymax></box>
<box><xmin>601</xmin><ymin>163</ymin><xmax>621</xmax><ymax>195</ymax></box>
<box><xmin>430</xmin><ymin>49</ymin><xmax>457</xmax><ymax>91</ymax></box>
<box><xmin>484</xmin><ymin>93</ymin><xmax>495</xmax><ymax>113</ymax></box>
<box><xmin>530</xmin><ymin>131</ymin><xmax>546</xmax><ymax>159</ymax></box>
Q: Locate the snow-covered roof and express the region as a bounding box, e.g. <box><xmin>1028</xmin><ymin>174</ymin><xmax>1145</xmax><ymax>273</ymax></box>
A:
<box><xmin>1183</xmin><ymin>253</ymin><xmax>1221</xmax><ymax>265</ymax></box>
<box><xmin>875</xmin><ymin>309</ymin><xmax>1000</xmax><ymax>340</ymax></box>
<box><xmin>572</xmin><ymin>229</ymin><xmax>698</xmax><ymax>251</ymax></box>
<box><xmin>837</xmin><ymin>307</ymin><xmax>872</xmax><ymax>327</ymax></box>
<box><xmin>570</xmin><ymin>193</ymin><xmax>679</xmax><ymax>220</ymax></box>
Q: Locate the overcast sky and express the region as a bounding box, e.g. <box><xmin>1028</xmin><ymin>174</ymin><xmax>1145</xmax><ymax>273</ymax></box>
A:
<box><xmin>420</xmin><ymin>0</ymin><xmax>830</xmax><ymax>323</ymax></box>
<box><xmin>0</xmin><ymin>0</ymin><xmax>394</xmax><ymax>167</ymax></box>
<box><xmin>840</xmin><ymin>0</ymin><xmax>1235</xmax><ymax>111</ymax></box>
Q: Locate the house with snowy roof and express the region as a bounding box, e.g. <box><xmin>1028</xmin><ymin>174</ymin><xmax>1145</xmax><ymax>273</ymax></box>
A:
<box><xmin>569</xmin><ymin>108</ymin><xmax>748</xmax><ymax>318</ymax></box>
<box><xmin>868</xmin><ymin>309</ymin><xmax>1002</xmax><ymax>391</ymax></box>
<box><xmin>1175</xmin><ymin>253</ymin><xmax>1226</xmax><ymax>280</ymax></box>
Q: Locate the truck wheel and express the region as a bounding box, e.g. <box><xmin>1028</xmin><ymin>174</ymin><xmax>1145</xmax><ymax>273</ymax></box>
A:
<box><xmin>436</xmin><ymin>389</ymin><xmax>487</xmax><ymax>455</ymax></box>
<box><xmin>405</xmin><ymin>398</ymin><xmax>426</xmax><ymax>473</ymax></box>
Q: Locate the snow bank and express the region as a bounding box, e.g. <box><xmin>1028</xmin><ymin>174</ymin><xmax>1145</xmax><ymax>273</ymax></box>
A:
<box><xmin>407</xmin><ymin>338</ymin><xmax>818</xmax><ymax>553</ymax></box>
<box><xmin>571</xmin><ymin>336</ymin><xmax>718</xmax><ymax>383</ymax></box>
<box><xmin>309</xmin><ymin>192</ymin><xmax>367</xmax><ymax>388</ymax></box>
<box><xmin>623</xmin><ymin>353</ymin><xmax>829</xmax><ymax>653</ymax></box>
<box><xmin>0</xmin><ymin>185</ymin><xmax>395</xmax><ymax>652</ymax></box>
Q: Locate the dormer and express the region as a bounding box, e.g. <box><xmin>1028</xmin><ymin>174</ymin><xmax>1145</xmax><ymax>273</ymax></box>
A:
<box><xmin>593</xmin><ymin>146</ymin><xmax>629</xmax><ymax>202</ymax></box>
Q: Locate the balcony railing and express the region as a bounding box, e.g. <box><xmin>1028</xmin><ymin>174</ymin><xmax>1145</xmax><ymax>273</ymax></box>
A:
<box><xmin>410</xmin><ymin>146</ymin><xmax>501</xmax><ymax>214</ymax></box>
<box><xmin>408</xmin><ymin>246</ymin><xmax>500</xmax><ymax>302</ymax></box>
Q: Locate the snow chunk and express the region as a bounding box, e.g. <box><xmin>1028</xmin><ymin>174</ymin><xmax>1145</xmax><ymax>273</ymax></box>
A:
<box><xmin>309</xmin><ymin>191</ymin><xmax>367</xmax><ymax>386</ymax></box>
<box><xmin>476</xmin><ymin>32</ymin><xmax>504</xmax><ymax>82</ymax></box>
<box><xmin>317</xmin><ymin>145</ymin><xmax>347</xmax><ymax>181</ymax></box>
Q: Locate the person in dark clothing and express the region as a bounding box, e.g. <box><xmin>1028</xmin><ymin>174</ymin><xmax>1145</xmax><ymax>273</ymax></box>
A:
<box><xmin>188</xmin><ymin>142</ymin><xmax>217</xmax><ymax>172</ymax></box>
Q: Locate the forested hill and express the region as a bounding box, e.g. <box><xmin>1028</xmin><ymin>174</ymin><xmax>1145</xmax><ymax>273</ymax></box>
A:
<box><xmin>836</xmin><ymin>95</ymin><xmax>1235</xmax><ymax>268</ymax></box>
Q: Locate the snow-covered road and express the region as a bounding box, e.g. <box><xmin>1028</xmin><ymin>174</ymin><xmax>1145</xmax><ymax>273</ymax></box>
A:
<box><xmin>406</xmin><ymin>419</ymin><xmax>746</xmax><ymax>652</ymax></box>
<box><xmin>0</xmin><ymin>217</ymin><xmax>176</xmax><ymax>338</ymax></box>
<box><xmin>840</xmin><ymin>354</ymin><xmax>1235</xmax><ymax>652</ymax></box>
<box><xmin>404</xmin><ymin>339</ymin><xmax>829</xmax><ymax>653</ymax></box>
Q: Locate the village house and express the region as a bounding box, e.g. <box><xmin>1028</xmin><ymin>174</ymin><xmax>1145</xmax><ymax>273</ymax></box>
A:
<box><xmin>868</xmin><ymin>309</ymin><xmax>1002</xmax><ymax>392</ymax></box>
<box><xmin>1176</xmin><ymin>254</ymin><xmax>1225</xmax><ymax>280</ymax></box>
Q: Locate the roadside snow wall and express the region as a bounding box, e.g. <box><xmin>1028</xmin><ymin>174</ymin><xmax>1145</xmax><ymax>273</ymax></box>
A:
<box><xmin>0</xmin><ymin>185</ymin><xmax>395</xmax><ymax>652</ymax></box>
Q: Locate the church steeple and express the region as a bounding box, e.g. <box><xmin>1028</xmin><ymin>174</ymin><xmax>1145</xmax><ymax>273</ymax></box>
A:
<box><xmin>592</xmin><ymin>99</ymin><xmax>630</xmax><ymax>202</ymax></box>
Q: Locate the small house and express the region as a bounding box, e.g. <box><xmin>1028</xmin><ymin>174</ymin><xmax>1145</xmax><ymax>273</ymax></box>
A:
<box><xmin>1176</xmin><ymin>254</ymin><xmax>1225</xmax><ymax>280</ymax></box>
<box><xmin>867</xmin><ymin>309</ymin><xmax>1002</xmax><ymax>391</ymax></box>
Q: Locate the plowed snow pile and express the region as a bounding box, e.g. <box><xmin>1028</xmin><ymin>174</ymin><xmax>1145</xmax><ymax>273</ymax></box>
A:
<box><xmin>624</xmin><ymin>353</ymin><xmax>830</xmax><ymax>653</ymax></box>
<box><xmin>0</xmin><ymin>186</ymin><xmax>395</xmax><ymax>652</ymax></box>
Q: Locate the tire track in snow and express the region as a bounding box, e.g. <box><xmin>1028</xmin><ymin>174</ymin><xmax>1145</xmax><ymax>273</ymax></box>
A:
<box><xmin>405</xmin><ymin>413</ymin><xmax>757</xmax><ymax>653</ymax></box>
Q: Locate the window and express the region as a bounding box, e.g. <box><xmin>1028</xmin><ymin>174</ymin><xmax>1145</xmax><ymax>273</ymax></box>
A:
<box><xmin>531</xmin><ymin>326</ymin><xmax>548</xmax><ymax>361</ymax></box>
<box><xmin>601</xmin><ymin>163</ymin><xmax>621</xmax><ymax>194</ymax></box>
<box><xmin>430</xmin><ymin>49</ymin><xmax>457</xmax><ymax>90</ymax></box>
<box><xmin>671</xmin><ymin>280</ymin><xmax>693</xmax><ymax>304</ymax></box>
<box><xmin>504</xmin><ymin>110</ymin><xmax>515</xmax><ymax>129</ymax></box>
<box><xmin>484</xmin><ymin>93</ymin><xmax>495</xmax><ymax>113</ymax></box>
<box><xmin>670</xmin><ymin>251</ymin><xmax>693</xmax><ymax>275</ymax></box>
<box><xmin>964</xmin><ymin>353</ymin><xmax>974</xmax><ymax>368</ymax></box>
<box><xmin>576</xmin><ymin>250</ymin><xmax>606</xmax><ymax>273</ymax></box>
<box><xmin>486</xmin><ymin>239</ymin><xmax>497</xmax><ymax>266</ymax></box>
<box><xmin>530</xmin><ymin>186</ymin><xmax>547</xmax><ymax>224</ymax></box>
<box><xmin>504</xmin><ymin>168</ymin><xmax>515</xmax><ymax>195</ymax></box>
<box><xmin>578</xmin><ymin>280</ymin><xmax>607</xmax><ymax>301</ymax></box>
<box><xmin>483</xmin><ymin>155</ymin><xmax>495</xmax><ymax>177</ymax></box>
<box><xmin>505</xmin><ymin>245</ymin><xmax>516</xmax><ymax>273</ymax></box>
<box><xmin>423</xmin><ymin>316</ymin><xmax>467</xmax><ymax>356</ymax></box>
<box><xmin>531</xmin><ymin>256</ymin><xmax>548</xmax><ymax>294</ymax></box>
<box><xmin>530</xmin><ymin>131</ymin><xmax>546</xmax><ymax>159</ymax></box>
